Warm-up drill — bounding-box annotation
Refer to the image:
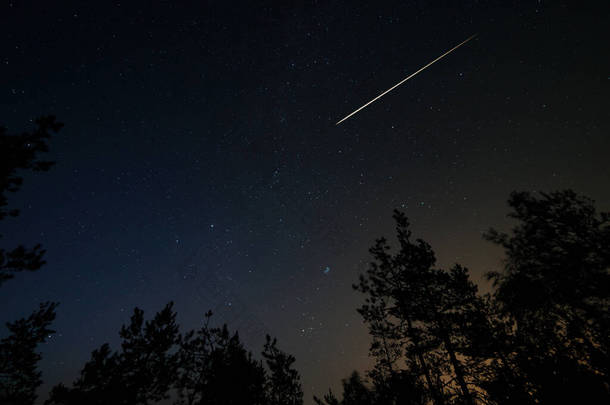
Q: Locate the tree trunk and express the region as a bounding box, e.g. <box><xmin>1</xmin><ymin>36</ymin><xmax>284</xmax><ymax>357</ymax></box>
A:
<box><xmin>407</xmin><ymin>318</ymin><xmax>445</xmax><ymax>405</ymax></box>
<box><xmin>442</xmin><ymin>333</ymin><xmax>474</xmax><ymax>405</ymax></box>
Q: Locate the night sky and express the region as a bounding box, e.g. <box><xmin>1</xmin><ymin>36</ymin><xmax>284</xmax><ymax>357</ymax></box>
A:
<box><xmin>1</xmin><ymin>1</ymin><xmax>609</xmax><ymax>403</ymax></box>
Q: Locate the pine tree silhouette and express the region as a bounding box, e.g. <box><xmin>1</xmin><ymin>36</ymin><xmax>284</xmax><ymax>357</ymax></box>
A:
<box><xmin>0</xmin><ymin>116</ymin><xmax>62</xmax><ymax>285</ymax></box>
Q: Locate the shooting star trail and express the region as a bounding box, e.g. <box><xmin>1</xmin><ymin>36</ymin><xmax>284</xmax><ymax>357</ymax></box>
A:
<box><xmin>336</xmin><ymin>34</ymin><xmax>477</xmax><ymax>125</ymax></box>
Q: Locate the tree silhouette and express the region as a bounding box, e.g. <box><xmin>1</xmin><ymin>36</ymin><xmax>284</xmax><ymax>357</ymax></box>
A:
<box><xmin>339</xmin><ymin>371</ymin><xmax>373</xmax><ymax>405</ymax></box>
<box><xmin>175</xmin><ymin>310</ymin><xmax>267</xmax><ymax>405</ymax></box>
<box><xmin>262</xmin><ymin>335</ymin><xmax>303</xmax><ymax>405</ymax></box>
<box><xmin>0</xmin><ymin>302</ymin><xmax>58</xmax><ymax>405</ymax></box>
<box><xmin>48</xmin><ymin>305</ymin><xmax>303</xmax><ymax>405</ymax></box>
<box><xmin>457</xmin><ymin>294</ymin><xmax>534</xmax><ymax>405</ymax></box>
<box><xmin>0</xmin><ymin>116</ymin><xmax>62</xmax><ymax>285</ymax></box>
<box><xmin>176</xmin><ymin>312</ymin><xmax>304</xmax><ymax>405</ymax></box>
<box><xmin>46</xmin><ymin>303</ymin><xmax>181</xmax><ymax>405</ymax></box>
<box><xmin>318</xmin><ymin>190</ymin><xmax>609</xmax><ymax>404</ymax></box>
<box><xmin>484</xmin><ymin>190</ymin><xmax>610</xmax><ymax>403</ymax></box>
<box><xmin>353</xmin><ymin>210</ymin><xmax>485</xmax><ymax>404</ymax></box>
<box><xmin>1</xmin><ymin>117</ymin><xmax>61</xmax><ymax>405</ymax></box>
<box><xmin>314</xmin><ymin>371</ymin><xmax>373</xmax><ymax>405</ymax></box>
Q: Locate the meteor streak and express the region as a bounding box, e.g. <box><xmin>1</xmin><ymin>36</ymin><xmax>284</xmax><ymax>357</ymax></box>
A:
<box><xmin>336</xmin><ymin>34</ymin><xmax>477</xmax><ymax>125</ymax></box>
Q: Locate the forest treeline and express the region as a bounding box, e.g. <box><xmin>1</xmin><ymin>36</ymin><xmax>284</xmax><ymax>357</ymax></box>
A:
<box><xmin>314</xmin><ymin>191</ymin><xmax>609</xmax><ymax>405</ymax></box>
<box><xmin>1</xmin><ymin>118</ymin><xmax>609</xmax><ymax>404</ymax></box>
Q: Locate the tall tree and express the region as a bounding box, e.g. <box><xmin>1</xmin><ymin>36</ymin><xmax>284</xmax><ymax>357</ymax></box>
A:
<box><xmin>262</xmin><ymin>335</ymin><xmax>303</xmax><ymax>405</ymax></box>
<box><xmin>0</xmin><ymin>116</ymin><xmax>62</xmax><ymax>285</ymax></box>
<box><xmin>318</xmin><ymin>190</ymin><xmax>610</xmax><ymax>404</ymax></box>
<box><xmin>485</xmin><ymin>190</ymin><xmax>610</xmax><ymax>403</ymax></box>
<box><xmin>354</xmin><ymin>210</ymin><xmax>489</xmax><ymax>404</ymax></box>
<box><xmin>119</xmin><ymin>303</ymin><xmax>181</xmax><ymax>403</ymax></box>
<box><xmin>0</xmin><ymin>302</ymin><xmax>58</xmax><ymax>405</ymax></box>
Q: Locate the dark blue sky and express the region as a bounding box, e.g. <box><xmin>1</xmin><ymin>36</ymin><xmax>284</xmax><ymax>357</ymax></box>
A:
<box><xmin>1</xmin><ymin>1</ymin><xmax>609</xmax><ymax>403</ymax></box>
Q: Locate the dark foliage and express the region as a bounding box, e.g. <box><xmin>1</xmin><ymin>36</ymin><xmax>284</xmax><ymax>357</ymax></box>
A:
<box><xmin>262</xmin><ymin>334</ymin><xmax>304</xmax><ymax>405</ymax></box>
<box><xmin>47</xmin><ymin>306</ymin><xmax>304</xmax><ymax>405</ymax></box>
<box><xmin>0</xmin><ymin>116</ymin><xmax>62</xmax><ymax>285</ymax></box>
<box><xmin>0</xmin><ymin>302</ymin><xmax>58</xmax><ymax>405</ymax></box>
<box><xmin>318</xmin><ymin>190</ymin><xmax>609</xmax><ymax>405</ymax></box>
<box><xmin>352</xmin><ymin>210</ymin><xmax>483</xmax><ymax>404</ymax></box>
<box><xmin>1</xmin><ymin>117</ymin><xmax>60</xmax><ymax>405</ymax></box>
<box><xmin>46</xmin><ymin>302</ymin><xmax>181</xmax><ymax>405</ymax></box>
<box><xmin>175</xmin><ymin>311</ymin><xmax>267</xmax><ymax>405</ymax></box>
<box><xmin>483</xmin><ymin>190</ymin><xmax>610</xmax><ymax>403</ymax></box>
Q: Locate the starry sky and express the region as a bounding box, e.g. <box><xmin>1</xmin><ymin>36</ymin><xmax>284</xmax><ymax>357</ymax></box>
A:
<box><xmin>1</xmin><ymin>1</ymin><xmax>609</xmax><ymax>403</ymax></box>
